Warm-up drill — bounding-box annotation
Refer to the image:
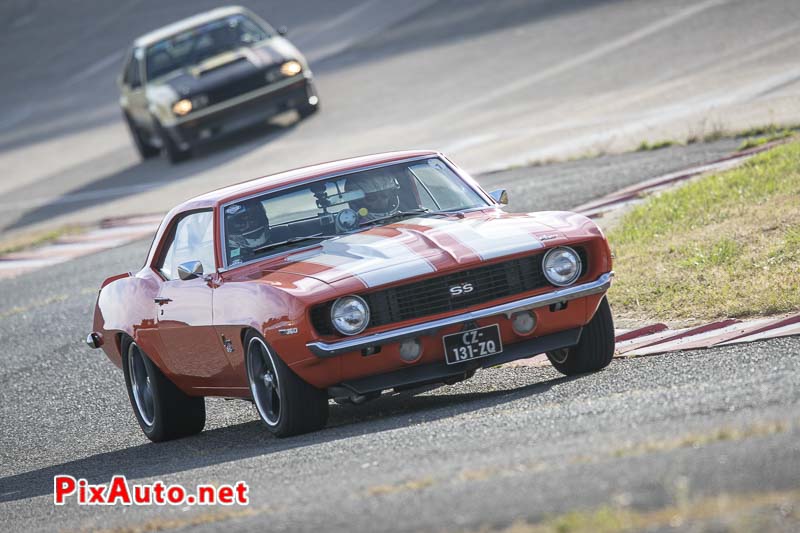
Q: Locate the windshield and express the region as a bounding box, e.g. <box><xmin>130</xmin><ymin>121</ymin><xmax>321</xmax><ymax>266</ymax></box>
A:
<box><xmin>222</xmin><ymin>157</ymin><xmax>489</xmax><ymax>267</ymax></box>
<box><xmin>145</xmin><ymin>14</ymin><xmax>271</xmax><ymax>80</ymax></box>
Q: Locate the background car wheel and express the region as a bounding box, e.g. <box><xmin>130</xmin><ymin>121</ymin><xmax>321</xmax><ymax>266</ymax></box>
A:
<box><xmin>155</xmin><ymin>121</ymin><xmax>191</xmax><ymax>164</ymax></box>
<box><xmin>546</xmin><ymin>297</ymin><xmax>615</xmax><ymax>375</ymax></box>
<box><xmin>123</xmin><ymin>113</ymin><xmax>159</xmax><ymax>160</ymax></box>
<box><xmin>245</xmin><ymin>332</ymin><xmax>328</xmax><ymax>437</ymax></box>
<box><xmin>297</xmin><ymin>82</ymin><xmax>320</xmax><ymax>119</ymax></box>
<box><xmin>121</xmin><ymin>337</ymin><xmax>205</xmax><ymax>442</ymax></box>
<box><xmin>297</xmin><ymin>102</ymin><xmax>319</xmax><ymax>119</ymax></box>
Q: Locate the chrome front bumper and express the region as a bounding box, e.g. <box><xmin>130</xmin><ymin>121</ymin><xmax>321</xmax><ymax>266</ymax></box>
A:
<box><xmin>306</xmin><ymin>271</ymin><xmax>613</xmax><ymax>358</ymax></box>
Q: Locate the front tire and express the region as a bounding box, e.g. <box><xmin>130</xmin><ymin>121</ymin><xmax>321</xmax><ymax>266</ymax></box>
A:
<box><xmin>546</xmin><ymin>297</ymin><xmax>615</xmax><ymax>375</ymax></box>
<box><xmin>155</xmin><ymin>122</ymin><xmax>191</xmax><ymax>164</ymax></box>
<box><xmin>121</xmin><ymin>338</ymin><xmax>205</xmax><ymax>442</ymax></box>
<box><xmin>124</xmin><ymin>113</ymin><xmax>159</xmax><ymax>160</ymax></box>
<box><xmin>297</xmin><ymin>81</ymin><xmax>320</xmax><ymax>119</ymax></box>
<box><xmin>245</xmin><ymin>332</ymin><xmax>328</xmax><ymax>437</ymax></box>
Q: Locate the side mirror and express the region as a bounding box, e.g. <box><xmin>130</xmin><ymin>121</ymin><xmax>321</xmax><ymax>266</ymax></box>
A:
<box><xmin>277</xmin><ymin>26</ymin><xmax>288</xmax><ymax>36</ymax></box>
<box><xmin>489</xmin><ymin>189</ymin><xmax>508</xmax><ymax>206</ymax></box>
<box><xmin>177</xmin><ymin>260</ymin><xmax>204</xmax><ymax>281</ymax></box>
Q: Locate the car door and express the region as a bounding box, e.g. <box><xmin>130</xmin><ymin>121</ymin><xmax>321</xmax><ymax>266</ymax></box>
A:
<box><xmin>154</xmin><ymin>210</ymin><xmax>233</xmax><ymax>385</ymax></box>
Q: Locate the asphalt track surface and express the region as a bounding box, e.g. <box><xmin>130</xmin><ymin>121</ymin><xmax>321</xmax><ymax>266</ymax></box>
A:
<box><xmin>2</xmin><ymin>0</ymin><xmax>800</xmax><ymax>241</ymax></box>
<box><xmin>2</xmin><ymin>142</ymin><xmax>800</xmax><ymax>532</ymax></box>
<box><xmin>2</xmin><ymin>1</ymin><xmax>800</xmax><ymax>531</ymax></box>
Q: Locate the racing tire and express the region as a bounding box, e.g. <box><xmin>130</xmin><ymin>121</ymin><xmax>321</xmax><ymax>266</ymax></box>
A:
<box><xmin>245</xmin><ymin>331</ymin><xmax>329</xmax><ymax>437</ymax></box>
<box><xmin>297</xmin><ymin>82</ymin><xmax>320</xmax><ymax>119</ymax></box>
<box><xmin>124</xmin><ymin>113</ymin><xmax>159</xmax><ymax>160</ymax></box>
<box><xmin>546</xmin><ymin>297</ymin><xmax>615</xmax><ymax>376</ymax></box>
<box><xmin>155</xmin><ymin>122</ymin><xmax>191</xmax><ymax>164</ymax></box>
<box><xmin>121</xmin><ymin>337</ymin><xmax>206</xmax><ymax>442</ymax></box>
<box><xmin>297</xmin><ymin>102</ymin><xmax>319</xmax><ymax>119</ymax></box>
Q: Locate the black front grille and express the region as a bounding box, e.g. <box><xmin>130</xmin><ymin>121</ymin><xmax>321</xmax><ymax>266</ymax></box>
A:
<box><xmin>205</xmin><ymin>67</ymin><xmax>280</xmax><ymax>105</ymax></box>
<box><xmin>311</xmin><ymin>247</ymin><xmax>588</xmax><ymax>336</ymax></box>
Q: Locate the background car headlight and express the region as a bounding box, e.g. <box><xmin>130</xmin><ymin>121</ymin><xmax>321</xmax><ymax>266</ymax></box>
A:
<box><xmin>172</xmin><ymin>98</ymin><xmax>192</xmax><ymax>116</ymax></box>
<box><xmin>172</xmin><ymin>95</ymin><xmax>208</xmax><ymax>116</ymax></box>
<box><xmin>331</xmin><ymin>295</ymin><xmax>370</xmax><ymax>335</ymax></box>
<box><xmin>543</xmin><ymin>246</ymin><xmax>582</xmax><ymax>286</ymax></box>
<box><xmin>280</xmin><ymin>60</ymin><xmax>302</xmax><ymax>77</ymax></box>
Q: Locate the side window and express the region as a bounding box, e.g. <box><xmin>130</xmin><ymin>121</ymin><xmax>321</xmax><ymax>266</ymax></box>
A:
<box><xmin>122</xmin><ymin>56</ymin><xmax>132</xmax><ymax>85</ymax></box>
<box><xmin>125</xmin><ymin>55</ymin><xmax>142</xmax><ymax>88</ymax></box>
<box><xmin>157</xmin><ymin>211</ymin><xmax>215</xmax><ymax>280</ymax></box>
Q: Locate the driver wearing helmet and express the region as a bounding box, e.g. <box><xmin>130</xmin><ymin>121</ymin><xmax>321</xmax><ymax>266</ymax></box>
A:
<box><xmin>225</xmin><ymin>201</ymin><xmax>270</xmax><ymax>264</ymax></box>
<box><xmin>345</xmin><ymin>172</ymin><xmax>401</xmax><ymax>222</ymax></box>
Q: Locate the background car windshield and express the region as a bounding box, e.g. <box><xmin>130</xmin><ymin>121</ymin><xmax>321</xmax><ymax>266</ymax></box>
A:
<box><xmin>145</xmin><ymin>15</ymin><xmax>270</xmax><ymax>80</ymax></box>
<box><xmin>222</xmin><ymin>157</ymin><xmax>488</xmax><ymax>266</ymax></box>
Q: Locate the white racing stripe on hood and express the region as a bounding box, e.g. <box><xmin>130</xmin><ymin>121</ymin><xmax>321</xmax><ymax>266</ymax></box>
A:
<box><xmin>286</xmin><ymin>233</ymin><xmax>434</xmax><ymax>288</ymax></box>
<box><xmin>405</xmin><ymin>217</ymin><xmax>544</xmax><ymax>259</ymax></box>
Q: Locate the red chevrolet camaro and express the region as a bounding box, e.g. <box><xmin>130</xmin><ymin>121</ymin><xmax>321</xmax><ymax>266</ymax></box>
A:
<box><xmin>88</xmin><ymin>151</ymin><xmax>615</xmax><ymax>441</ymax></box>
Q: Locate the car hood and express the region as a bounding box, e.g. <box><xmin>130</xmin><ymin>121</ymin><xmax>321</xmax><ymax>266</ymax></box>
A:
<box><xmin>259</xmin><ymin>210</ymin><xmax>596</xmax><ymax>290</ymax></box>
<box><xmin>153</xmin><ymin>38</ymin><xmax>295</xmax><ymax>98</ymax></box>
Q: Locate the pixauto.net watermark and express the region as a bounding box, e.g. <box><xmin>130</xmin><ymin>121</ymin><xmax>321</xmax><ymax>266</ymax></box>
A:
<box><xmin>54</xmin><ymin>475</ymin><xmax>249</xmax><ymax>506</ymax></box>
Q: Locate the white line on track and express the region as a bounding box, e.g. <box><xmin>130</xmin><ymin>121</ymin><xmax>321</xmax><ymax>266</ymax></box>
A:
<box><xmin>476</xmin><ymin>62</ymin><xmax>800</xmax><ymax>173</ymax></box>
<box><xmin>428</xmin><ymin>0</ymin><xmax>731</xmax><ymax>122</ymax></box>
<box><xmin>0</xmin><ymin>182</ymin><xmax>162</xmax><ymax>211</ymax></box>
<box><xmin>64</xmin><ymin>50</ymin><xmax>125</xmax><ymax>88</ymax></box>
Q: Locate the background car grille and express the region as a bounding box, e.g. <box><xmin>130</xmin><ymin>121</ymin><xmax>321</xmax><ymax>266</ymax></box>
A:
<box><xmin>206</xmin><ymin>67</ymin><xmax>281</xmax><ymax>105</ymax></box>
<box><xmin>310</xmin><ymin>247</ymin><xmax>588</xmax><ymax>336</ymax></box>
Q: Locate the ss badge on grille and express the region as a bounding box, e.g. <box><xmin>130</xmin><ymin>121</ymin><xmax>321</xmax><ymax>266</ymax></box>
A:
<box><xmin>449</xmin><ymin>282</ymin><xmax>474</xmax><ymax>296</ymax></box>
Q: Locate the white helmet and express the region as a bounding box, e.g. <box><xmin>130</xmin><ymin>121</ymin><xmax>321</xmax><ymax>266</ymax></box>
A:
<box><xmin>345</xmin><ymin>173</ymin><xmax>400</xmax><ymax>220</ymax></box>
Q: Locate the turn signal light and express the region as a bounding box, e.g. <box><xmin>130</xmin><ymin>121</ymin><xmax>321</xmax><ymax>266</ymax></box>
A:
<box><xmin>511</xmin><ymin>311</ymin><xmax>537</xmax><ymax>335</ymax></box>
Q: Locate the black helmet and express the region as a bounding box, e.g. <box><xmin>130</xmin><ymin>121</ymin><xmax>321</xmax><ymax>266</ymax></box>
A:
<box><xmin>225</xmin><ymin>201</ymin><xmax>270</xmax><ymax>259</ymax></box>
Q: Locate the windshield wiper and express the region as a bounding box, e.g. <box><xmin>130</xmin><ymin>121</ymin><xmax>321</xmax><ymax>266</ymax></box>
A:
<box><xmin>252</xmin><ymin>233</ymin><xmax>337</xmax><ymax>254</ymax></box>
<box><xmin>423</xmin><ymin>208</ymin><xmax>467</xmax><ymax>218</ymax></box>
<box><xmin>359</xmin><ymin>208</ymin><xmax>469</xmax><ymax>227</ymax></box>
<box><xmin>358</xmin><ymin>209</ymin><xmax>437</xmax><ymax>227</ymax></box>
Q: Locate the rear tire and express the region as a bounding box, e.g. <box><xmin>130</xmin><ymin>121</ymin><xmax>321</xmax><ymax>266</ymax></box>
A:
<box><xmin>124</xmin><ymin>113</ymin><xmax>159</xmax><ymax>160</ymax></box>
<box><xmin>245</xmin><ymin>331</ymin><xmax>328</xmax><ymax>437</ymax></box>
<box><xmin>121</xmin><ymin>337</ymin><xmax>205</xmax><ymax>442</ymax></box>
<box><xmin>546</xmin><ymin>297</ymin><xmax>615</xmax><ymax>375</ymax></box>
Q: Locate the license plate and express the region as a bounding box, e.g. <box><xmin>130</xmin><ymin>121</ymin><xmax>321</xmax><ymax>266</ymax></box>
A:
<box><xmin>443</xmin><ymin>324</ymin><xmax>503</xmax><ymax>365</ymax></box>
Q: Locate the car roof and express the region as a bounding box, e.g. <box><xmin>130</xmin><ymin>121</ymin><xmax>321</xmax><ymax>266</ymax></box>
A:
<box><xmin>133</xmin><ymin>6</ymin><xmax>253</xmax><ymax>48</ymax></box>
<box><xmin>176</xmin><ymin>150</ymin><xmax>441</xmax><ymax>212</ymax></box>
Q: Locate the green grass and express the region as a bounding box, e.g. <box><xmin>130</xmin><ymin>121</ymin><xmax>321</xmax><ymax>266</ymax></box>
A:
<box><xmin>607</xmin><ymin>140</ymin><xmax>800</xmax><ymax>322</ymax></box>
<box><xmin>0</xmin><ymin>226</ymin><xmax>84</xmax><ymax>256</ymax></box>
<box><xmin>636</xmin><ymin>139</ymin><xmax>678</xmax><ymax>152</ymax></box>
<box><xmin>738</xmin><ymin>127</ymin><xmax>794</xmax><ymax>151</ymax></box>
<box><xmin>466</xmin><ymin>490</ymin><xmax>800</xmax><ymax>533</ymax></box>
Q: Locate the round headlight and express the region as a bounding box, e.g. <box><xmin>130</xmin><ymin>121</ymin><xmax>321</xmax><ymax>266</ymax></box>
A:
<box><xmin>280</xmin><ymin>60</ymin><xmax>302</xmax><ymax>77</ymax></box>
<box><xmin>331</xmin><ymin>295</ymin><xmax>370</xmax><ymax>336</ymax></box>
<box><xmin>172</xmin><ymin>98</ymin><xmax>193</xmax><ymax>116</ymax></box>
<box><xmin>543</xmin><ymin>246</ymin><xmax>581</xmax><ymax>286</ymax></box>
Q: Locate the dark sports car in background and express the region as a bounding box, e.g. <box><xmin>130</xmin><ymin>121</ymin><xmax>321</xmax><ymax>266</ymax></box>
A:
<box><xmin>118</xmin><ymin>6</ymin><xmax>319</xmax><ymax>163</ymax></box>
